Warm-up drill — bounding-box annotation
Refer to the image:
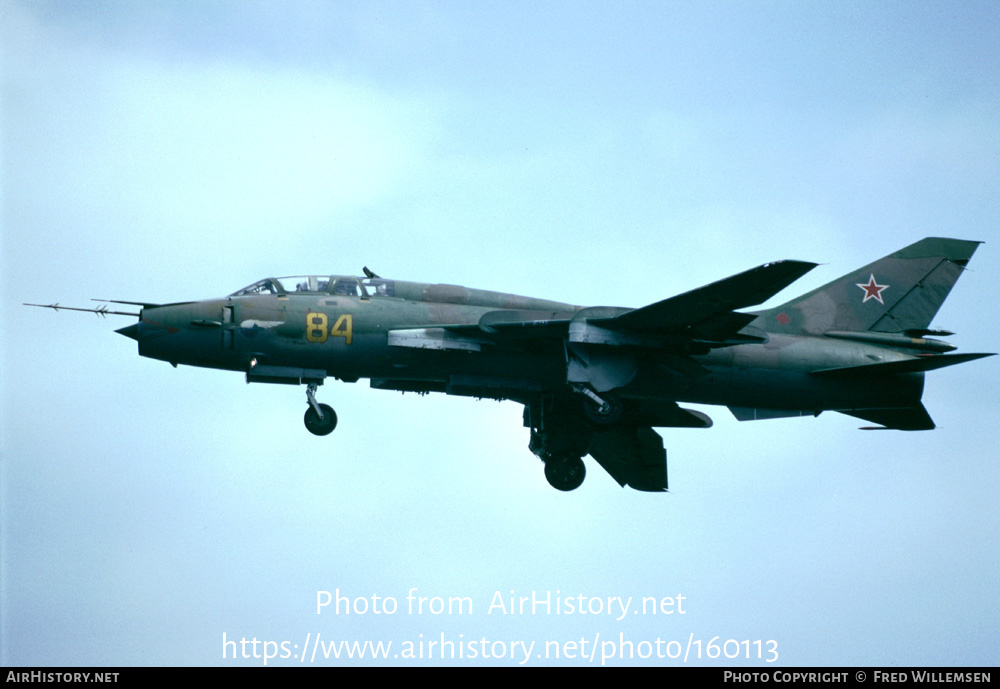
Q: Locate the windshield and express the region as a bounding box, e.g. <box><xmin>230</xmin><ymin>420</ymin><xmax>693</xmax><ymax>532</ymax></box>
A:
<box><xmin>230</xmin><ymin>278</ymin><xmax>283</xmax><ymax>296</ymax></box>
<box><xmin>231</xmin><ymin>276</ymin><xmax>395</xmax><ymax>298</ymax></box>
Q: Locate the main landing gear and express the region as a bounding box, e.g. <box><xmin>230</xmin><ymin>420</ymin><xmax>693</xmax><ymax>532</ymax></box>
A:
<box><xmin>579</xmin><ymin>389</ymin><xmax>622</xmax><ymax>426</ymax></box>
<box><xmin>304</xmin><ymin>382</ymin><xmax>337</xmax><ymax>436</ymax></box>
<box><xmin>526</xmin><ymin>387</ymin><xmax>624</xmax><ymax>491</ymax></box>
<box><xmin>543</xmin><ymin>455</ymin><xmax>586</xmax><ymax>492</ymax></box>
<box><xmin>527</xmin><ymin>401</ymin><xmax>593</xmax><ymax>491</ymax></box>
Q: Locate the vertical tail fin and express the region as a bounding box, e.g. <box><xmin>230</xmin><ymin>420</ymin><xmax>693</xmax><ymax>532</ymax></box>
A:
<box><xmin>759</xmin><ymin>237</ymin><xmax>982</xmax><ymax>335</ymax></box>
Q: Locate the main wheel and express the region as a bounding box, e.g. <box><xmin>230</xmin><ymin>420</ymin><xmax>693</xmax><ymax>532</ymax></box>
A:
<box><xmin>304</xmin><ymin>403</ymin><xmax>337</xmax><ymax>436</ymax></box>
<box><xmin>544</xmin><ymin>455</ymin><xmax>586</xmax><ymax>491</ymax></box>
<box><xmin>582</xmin><ymin>392</ymin><xmax>622</xmax><ymax>426</ymax></box>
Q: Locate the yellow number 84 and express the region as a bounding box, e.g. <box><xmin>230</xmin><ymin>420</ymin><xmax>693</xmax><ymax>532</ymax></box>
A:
<box><xmin>306</xmin><ymin>312</ymin><xmax>353</xmax><ymax>345</ymax></box>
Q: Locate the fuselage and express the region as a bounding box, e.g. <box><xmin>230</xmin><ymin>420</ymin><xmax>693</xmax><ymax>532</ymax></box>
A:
<box><xmin>32</xmin><ymin>237</ymin><xmax>991</xmax><ymax>491</ymax></box>
<box><xmin>126</xmin><ymin>274</ymin><xmax>926</xmax><ymax>415</ymax></box>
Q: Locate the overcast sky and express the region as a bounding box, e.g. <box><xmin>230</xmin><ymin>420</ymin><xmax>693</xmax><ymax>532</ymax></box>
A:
<box><xmin>2</xmin><ymin>0</ymin><xmax>998</xmax><ymax>667</ymax></box>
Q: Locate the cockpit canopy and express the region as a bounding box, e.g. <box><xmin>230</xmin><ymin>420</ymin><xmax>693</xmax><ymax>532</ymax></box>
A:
<box><xmin>230</xmin><ymin>276</ymin><xmax>395</xmax><ymax>298</ymax></box>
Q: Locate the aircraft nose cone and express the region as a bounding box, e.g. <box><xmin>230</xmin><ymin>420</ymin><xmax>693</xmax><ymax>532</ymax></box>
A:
<box><xmin>116</xmin><ymin>322</ymin><xmax>141</xmax><ymax>341</ymax></box>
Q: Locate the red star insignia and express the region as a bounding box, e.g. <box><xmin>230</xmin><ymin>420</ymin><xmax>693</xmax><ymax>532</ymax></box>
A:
<box><xmin>856</xmin><ymin>274</ymin><xmax>889</xmax><ymax>304</ymax></box>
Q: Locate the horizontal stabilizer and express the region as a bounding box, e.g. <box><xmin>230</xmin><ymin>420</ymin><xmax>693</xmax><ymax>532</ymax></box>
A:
<box><xmin>811</xmin><ymin>352</ymin><xmax>995</xmax><ymax>378</ymax></box>
<box><xmin>588</xmin><ymin>426</ymin><xmax>668</xmax><ymax>492</ymax></box>
<box><xmin>840</xmin><ymin>404</ymin><xmax>935</xmax><ymax>431</ymax></box>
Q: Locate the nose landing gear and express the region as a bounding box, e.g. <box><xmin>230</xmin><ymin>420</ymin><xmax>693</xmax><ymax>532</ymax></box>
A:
<box><xmin>304</xmin><ymin>382</ymin><xmax>337</xmax><ymax>436</ymax></box>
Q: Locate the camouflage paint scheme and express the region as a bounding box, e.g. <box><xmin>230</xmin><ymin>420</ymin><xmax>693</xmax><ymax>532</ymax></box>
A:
<box><xmin>27</xmin><ymin>238</ymin><xmax>995</xmax><ymax>492</ymax></box>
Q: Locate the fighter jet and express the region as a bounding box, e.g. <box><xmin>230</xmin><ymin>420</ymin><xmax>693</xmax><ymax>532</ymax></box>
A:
<box><xmin>26</xmin><ymin>237</ymin><xmax>994</xmax><ymax>491</ymax></box>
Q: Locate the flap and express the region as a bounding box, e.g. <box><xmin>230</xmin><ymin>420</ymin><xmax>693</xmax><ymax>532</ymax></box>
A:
<box><xmin>588</xmin><ymin>426</ymin><xmax>668</xmax><ymax>492</ymax></box>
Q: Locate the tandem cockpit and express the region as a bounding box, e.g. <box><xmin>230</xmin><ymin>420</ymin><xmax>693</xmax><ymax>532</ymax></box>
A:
<box><xmin>230</xmin><ymin>275</ymin><xmax>395</xmax><ymax>298</ymax></box>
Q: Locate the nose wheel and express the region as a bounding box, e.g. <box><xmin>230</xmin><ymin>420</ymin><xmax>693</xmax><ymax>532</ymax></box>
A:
<box><xmin>304</xmin><ymin>383</ymin><xmax>337</xmax><ymax>436</ymax></box>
